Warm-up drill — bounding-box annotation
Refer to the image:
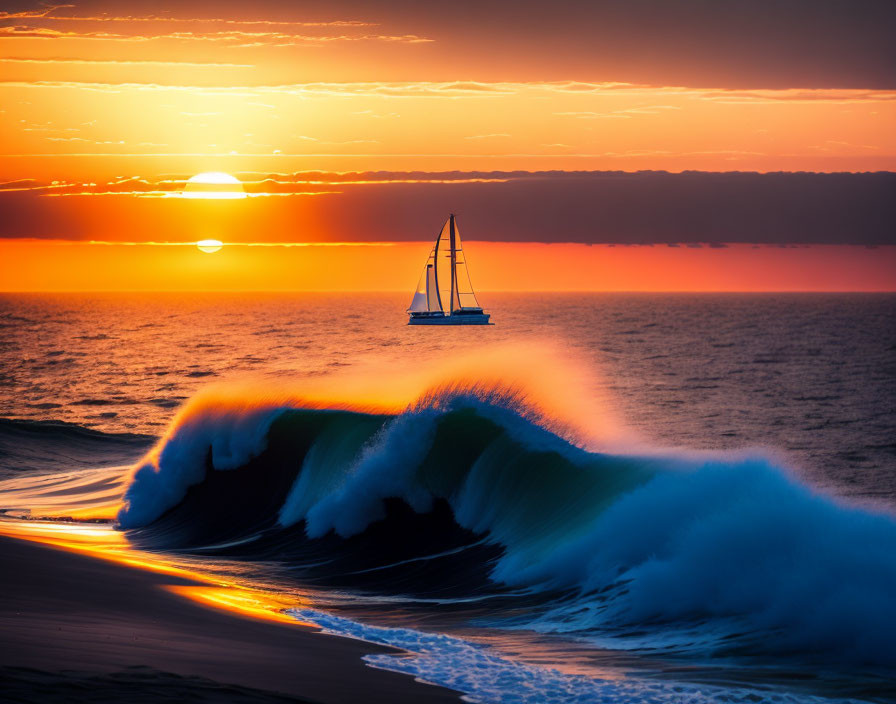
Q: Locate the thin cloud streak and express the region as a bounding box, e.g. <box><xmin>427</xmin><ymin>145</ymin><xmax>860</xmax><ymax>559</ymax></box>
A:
<box><xmin>2</xmin><ymin>80</ymin><xmax>894</xmax><ymax>104</ymax></box>
<box><xmin>0</xmin><ymin>5</ymin><xmax>375</xmax><ymax>28</ymax></box>
<box><xmin>0</xmin><ymin>25</ymin><xmax>432</xmax><ymax>45</ymax></box>
<box><xmin>0</xmin><ymin>57</ymin><xmax>254</xmax><ymax>67</ymax></box>
<box><xmin>2</xmin><ymin>79</ymin><xmax>894</xmax><ymax>101</ymax></box>
<box><xmin>0</xmin><ymin>173</ymin><xmax>512</xmax><ymax>195</ymax></box>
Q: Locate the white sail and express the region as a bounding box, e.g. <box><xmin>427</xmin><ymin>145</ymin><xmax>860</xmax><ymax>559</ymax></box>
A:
<box><xmin>432</xmin><ymin>216</ymin><xmax>481</xmax><ymax>312</ymax></box>
<box><xmin>407</xmin><ymin>246</ymin><xmax>443</xmax><ymax>313</ymax></box>
<box><xmin>408</xmin><ymin>290</ymin><xmax>429</xmax><ymax>313</ymax></box>
<box><xmin>426</xmin><ymin>263</ymin><xmax>440</xmax><ymax>311</ymax></box>
<box><xmin>450</xmin><ymin>219</ymin><xmax>482</xmax><ymax>310</ymax></box>
<box><xmin>434</xmin><ymin>219</ymin><xmax>453</xmax><ymax>311</ymax></box>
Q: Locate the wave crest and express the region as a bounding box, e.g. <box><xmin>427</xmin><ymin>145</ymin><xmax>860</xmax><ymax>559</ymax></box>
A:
<box><xmin>116</xmin><ymin>382</ymin><xmax>896</xmax><ymax>665</ymax></box>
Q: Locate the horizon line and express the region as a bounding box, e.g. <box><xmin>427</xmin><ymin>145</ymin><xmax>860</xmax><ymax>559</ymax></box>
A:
<box><xmin>3</xmin><ymin>289</ymin><xmax>895</xmax><ymax>294</ymax></box>
<box><xmin>3</xmin><ymin>239</ymin><xmax>894</xmax><ymax>248</ymax></box>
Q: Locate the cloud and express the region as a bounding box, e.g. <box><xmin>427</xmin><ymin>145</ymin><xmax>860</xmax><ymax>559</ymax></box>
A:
<box><xmin>3</xmin><ymin>79</ymin><xmax>892</xmax><ymax>105</ymax></box>
<box><xmin>808</xmin><ymin>140</ymin><xmax>880</xmax><ymax>152</ymax></box>
<box><xmin>3</xmin><ymin>2</ymin><xmax>893</xmax><ymax>89</ymax></box>
<box><xmin>0</xmin><ymin>5</ymin><xmax>75</xmax><ymax>20</ymax></box>
<box><xmin>0</xmin><ymin>25</ymin><xmax>432</xmax><ymax>45</ymax></box>
<box><xmin>0</xmin><ymin>6</ymin><xmax>375</xmax><ymax>28</ymax></box>
<box><xmin>554</xmin><ymin>111</ymin><xmax>628</xmax><ymax>119</ymax></box>
<box><xmin>0</xmin><ymin>57</ymin><xmax>253</xmax><ymax>68</ymax></box>
<box><xmin>555</xmin><ymin>105</ymin><xmax>683</xmax><ymax>119</ymax></box>
<box><xmin>699</xmin><ymin>89</ymin><xmax>896</xmax><ymax>105</ymax></box>
<box><xmin>0</xmin><ymin>171</ymin><xmax>512</xmax><ymax>196</ymax></box>
<box><xmin>0</xmin><ymin>79</ymin><xmax>526</xmax><ymax>100</ymax></box>
<box><xmin>289</xmin><ymin>136</ymin><xmax>380</xmax><ymax>145</ymax></box>
<box><xmin>1</xmin><ymin>171</ymin><xmax>893</xmax><ymax>246</ymax></box>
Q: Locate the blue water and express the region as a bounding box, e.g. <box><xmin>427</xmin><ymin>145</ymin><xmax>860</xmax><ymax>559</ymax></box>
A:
<box><xmin>1</xmin><ymin>292</ymin><xmax>895</xmax><ymax>703</ymax></box>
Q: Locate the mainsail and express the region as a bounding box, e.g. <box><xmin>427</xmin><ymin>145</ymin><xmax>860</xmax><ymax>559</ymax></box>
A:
<box><xmin>444</xmin><ymin>217</ymin><xmax>481</xmax><ymax>311</ymax></box>
<box><xmin>408</xmin><ymin>215</ymin><xmax>481</xmax><ymax>315</ymax></box>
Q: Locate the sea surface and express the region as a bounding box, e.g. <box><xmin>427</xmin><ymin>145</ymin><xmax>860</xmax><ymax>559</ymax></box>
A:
<box><xmin>1</xmin><ymin>292</ymin><xmax>895</xmax><ymax>703</ymax></box>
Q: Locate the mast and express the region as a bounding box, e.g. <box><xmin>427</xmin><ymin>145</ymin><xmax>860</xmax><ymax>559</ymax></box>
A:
<box><xmin>449</xmin><ymin>214</ymin><xmax>457</xmax><ymax>314</ymax></box>
<box><xmin>432</xmin><ymin>221</ymin><xmax>444</xmax><ymax>313</ymax></box>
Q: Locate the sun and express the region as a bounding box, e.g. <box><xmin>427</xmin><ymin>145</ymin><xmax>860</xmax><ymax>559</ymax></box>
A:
<box><xmin>181</xmin><ymin>172</ymin><xmax>246</xmax><ymax>199</ymax></box>
<box><xmin>197</xmin><ymin>239</ymin><xmax>224</xmax><ymax>253</ymax></box>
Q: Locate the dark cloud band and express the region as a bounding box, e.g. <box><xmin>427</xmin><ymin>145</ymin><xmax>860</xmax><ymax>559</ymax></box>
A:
<box><xmin>1</xmin><ymin>170</ymin><xmax>893</xmax><ymax>245</ymax></box>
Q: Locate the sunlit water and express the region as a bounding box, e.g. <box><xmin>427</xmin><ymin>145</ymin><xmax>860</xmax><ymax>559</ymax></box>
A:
<box><xmin>1</xmin><ymin>292</ymin><xmax>895</xmax><ymax>704</ymax></box>
<box><xmin>3</xmin><ymin>292</ymin><xmax>894</xmax><ymax>499</ymax></box>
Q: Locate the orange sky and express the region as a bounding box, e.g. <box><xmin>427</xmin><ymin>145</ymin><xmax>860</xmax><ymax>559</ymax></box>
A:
<box><xmin>1</xmin><ymin>5</ymin><xmax>895</xmax><ymax>176</ymax></box>
<box><xmin>2</xmin><ymin>81</ymin><xmax>894</xmax><ymax>178</ymax></box>
<box><xmin>1</xmin><ymin>2</ymin><xmax>892</xmax><ymax>291</ymax></box>
<box><xmin>2</xmin><ymin>240</ymin><xmax>894</xmax><ymax>292</ymax></box>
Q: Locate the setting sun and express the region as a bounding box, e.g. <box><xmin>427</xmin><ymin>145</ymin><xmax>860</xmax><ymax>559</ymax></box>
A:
<box><xmin>181</xmin><ymin>172</ymin><xmax>246</xmax><ymax>200</ymax></box>
<box><xmin>196</xmin><ymin>239</ymin><xmax>224</xmax><ymax>253</ymax></box>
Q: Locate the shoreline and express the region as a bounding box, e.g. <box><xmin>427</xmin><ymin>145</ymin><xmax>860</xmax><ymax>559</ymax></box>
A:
<box><xmin>0</xmin><ymin>534</ymin><xmax>461</xmax><ymax>703</ymax></box>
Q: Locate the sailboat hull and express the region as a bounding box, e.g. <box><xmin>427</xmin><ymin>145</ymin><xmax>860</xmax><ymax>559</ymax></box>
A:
<box><xmin>408</xmin><ymin>312</ymin><xmax>491</xmax><ymax>325</ymax></box>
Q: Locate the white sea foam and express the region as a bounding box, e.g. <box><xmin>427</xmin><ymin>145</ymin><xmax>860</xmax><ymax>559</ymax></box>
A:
<box><xmin>290</xmin><ymin>608</ymin><xmax>861</xmax><ymax>704</ymax></box>
<box><xmin>491</xmin><ymin>458</ymin><xmax>896</xmax><ymax>663</ymax></box>
<box><xmin>117</xmin><ymin>405</ymin><xmax>282</xmax><ymax>529</ymax></box>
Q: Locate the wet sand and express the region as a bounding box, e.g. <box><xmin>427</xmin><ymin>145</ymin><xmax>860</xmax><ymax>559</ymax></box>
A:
<box><xmin>0</xmin><ymin>535</ymin><xmax>460</xmax><ymax>703</ymax></box>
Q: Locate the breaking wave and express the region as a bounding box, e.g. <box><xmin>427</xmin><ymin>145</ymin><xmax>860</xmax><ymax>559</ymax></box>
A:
<box><xmin>116</xmin><ymin>384</ymin><xmax>896</xmax><ymax>666</ymax></box>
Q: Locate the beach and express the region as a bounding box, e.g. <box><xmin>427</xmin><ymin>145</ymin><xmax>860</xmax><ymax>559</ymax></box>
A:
<box><xmin>0</xmin><ymin>535</ymin><xmax>460</xmax><ymax>703</ymax></box>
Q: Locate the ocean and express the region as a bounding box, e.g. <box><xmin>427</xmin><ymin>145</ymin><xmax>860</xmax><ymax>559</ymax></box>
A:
<box><xmin>1</xmin><ymin>292</ymin><xmax>895</xmax><ymax>703</ymax></box>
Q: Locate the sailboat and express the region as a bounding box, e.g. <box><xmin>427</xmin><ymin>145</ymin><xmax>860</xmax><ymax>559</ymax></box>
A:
<box><xmin>407</xmin><ymin>214</ymin><xmax>491</xmax><ymax>325</ymax></box>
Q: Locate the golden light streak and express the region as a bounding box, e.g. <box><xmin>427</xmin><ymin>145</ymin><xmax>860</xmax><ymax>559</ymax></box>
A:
<box><xmin>0</xmin><ymin>518</ymin><xmax>312</xmax><ymax>625</ymax></box>
<box><xmin>166</xmin><ymin>585</ymin><xmax>311</xmax><ymax>625</ymax></box>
